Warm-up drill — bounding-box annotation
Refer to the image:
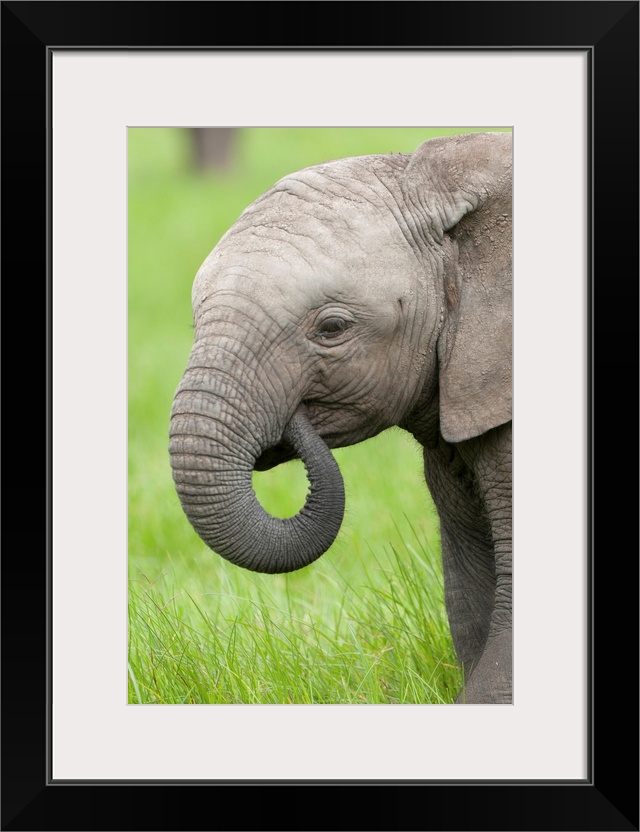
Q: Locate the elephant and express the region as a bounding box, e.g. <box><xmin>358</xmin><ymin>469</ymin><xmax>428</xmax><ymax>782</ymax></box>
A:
<box><xmin>169</xmin><ymin>132</ymin><xmax>512</xmax><ymax>704</ymax></box>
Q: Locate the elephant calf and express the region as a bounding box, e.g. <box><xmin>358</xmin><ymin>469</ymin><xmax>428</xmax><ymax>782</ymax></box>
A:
<box><xmin>170</xmin><ymin>132</ymin><xmax>512</xmax><ymax>704</ymax></box>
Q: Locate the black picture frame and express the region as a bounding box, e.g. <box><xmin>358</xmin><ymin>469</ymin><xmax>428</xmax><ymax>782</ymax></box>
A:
<box><xmin>2</xmin><ymin>2</ymin><xmax>638</xmax><ymax>830</ymax></box>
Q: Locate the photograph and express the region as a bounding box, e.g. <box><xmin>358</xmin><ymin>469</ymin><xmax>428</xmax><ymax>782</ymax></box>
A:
<box><xmin>128</xmin><ymin>126</ymin><xmax>513</xmax><ymax>706</ymax></box>
<box><xmin>3</xmin><ymin>0</ymin><xmax>637</xmax><ymax>828</ymax></box>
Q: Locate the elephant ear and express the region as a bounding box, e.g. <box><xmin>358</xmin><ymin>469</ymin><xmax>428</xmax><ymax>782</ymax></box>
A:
<box><xmin>404</xmin><ymin>132</ymin><xmax>512</xmax><ymax>443</ymax></box>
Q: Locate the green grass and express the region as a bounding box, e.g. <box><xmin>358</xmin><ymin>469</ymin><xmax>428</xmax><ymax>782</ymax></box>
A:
<box><xmin>128</xmin><ymin>127</ymin><xmax>508</xmax><ymax>704</ymax></box>
<box><xmin>128</xmin><ymin>520</ymin><xmax>460</xmax><ymax>704</ymax></box>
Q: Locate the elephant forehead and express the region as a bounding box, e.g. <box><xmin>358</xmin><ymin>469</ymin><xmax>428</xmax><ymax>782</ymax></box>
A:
<box><xmin>192</xmin><ymin>247</ymin><xmax>362</xmax><ymax>313</ymax></box>
<box><xmin>192</xmin><ymin>158</ymin><xmax>424</xmax><ymax>313</ymax></box>
<box><xmin>225</xmin><ymin>157</ymin><xmax>414</xmax><ymax>243</ymax></box>
<box><xmin>194</xmin><ymin>220</ymin><xmax>414</xmax><ymax>304</ymax></box>
<box><xmin>230</xmin><ymin>192</ymin><xmax>395</xmax><ymax>249</ymax></box>
<box><xmin>255</xmin><ymin>155</ymin><xmax>410</xmax><ymax>210</ymax></box>
<box><xmin>193</xmin><ymin>224</ymin><xmax>420</xmax><ymax>314</ymax></box>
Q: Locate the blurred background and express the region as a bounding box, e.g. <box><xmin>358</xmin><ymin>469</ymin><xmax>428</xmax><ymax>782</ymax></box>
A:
<box><xmin>127</xmin><ymin>127</ymin><xmax>504</xmax><ymax>704</ymax></box>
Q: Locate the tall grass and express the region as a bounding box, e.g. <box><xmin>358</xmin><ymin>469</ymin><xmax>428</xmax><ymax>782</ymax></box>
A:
<box><xmin>128</xmin><ymin>520</ymin><xmax>460</xmax><ymax>704</ymax></box>
<box><xmin>127</xmin><ymin>128</ymin><xmax>506</xmax><ymax>704</ymax></box>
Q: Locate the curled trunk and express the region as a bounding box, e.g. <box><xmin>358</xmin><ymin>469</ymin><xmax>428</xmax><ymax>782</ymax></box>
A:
<box><xmin>169</xmin><ymin>399</ymin><xmax>345</xmax><ymax>574</ymax></box>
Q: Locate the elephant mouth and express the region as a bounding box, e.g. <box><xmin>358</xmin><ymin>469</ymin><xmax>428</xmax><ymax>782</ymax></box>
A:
<box><xmin>254</xmin><ymin>440</ymin><xmax>297</xmax><ymax>471</ymax></box>
<box><xmin>254</xmin><ymin>403</ymin><xmax>322</xmax><ymax>471</ymax></box>
<box><xmin>254</xmin><ymin>404</ymin><xmax>347</xmax><ymax>471</ymax></box>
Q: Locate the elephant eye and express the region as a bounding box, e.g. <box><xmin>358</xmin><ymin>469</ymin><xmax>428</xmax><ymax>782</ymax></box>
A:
<box><xmin>317</xmin><ymin>317</ymin><xmax>349</xmax><ymax>339</ymax></box>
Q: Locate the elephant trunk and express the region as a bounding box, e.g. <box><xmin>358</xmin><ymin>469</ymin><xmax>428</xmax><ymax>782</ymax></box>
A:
<box><xmin>169</xmin><ymin>384</ymin><xmax>345</xmax><ymax>574</ymax></box>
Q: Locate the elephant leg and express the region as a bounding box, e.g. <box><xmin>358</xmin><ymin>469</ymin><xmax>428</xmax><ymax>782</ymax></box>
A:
<box><xmin>422</xmin><ymin>441</ymin><xmax>497</xmax><ymax>684</ymax></box>
<box><xmin>456</xmin><ymin>422</ymin><xmax>512</xmax><ymax>703</ymax></box>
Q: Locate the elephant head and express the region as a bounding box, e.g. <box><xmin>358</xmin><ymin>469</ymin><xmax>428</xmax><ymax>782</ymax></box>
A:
<box><xmin>169</xmin><ymin>132</ymin><xmax>512</xmax><ymax>577</ymax></box>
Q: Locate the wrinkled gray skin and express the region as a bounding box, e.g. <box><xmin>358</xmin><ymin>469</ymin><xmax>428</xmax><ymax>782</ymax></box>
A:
<box><xmin>170</xmin><ymin>133</ymin><xmax>512</xmax><ymax>704</ymax></box>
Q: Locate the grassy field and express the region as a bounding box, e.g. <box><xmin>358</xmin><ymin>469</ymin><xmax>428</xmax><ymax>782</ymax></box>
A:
<box><xmin>128</xmin><ymin>127</ymin><xmax>506</xmax><ymax>704</ymax></box>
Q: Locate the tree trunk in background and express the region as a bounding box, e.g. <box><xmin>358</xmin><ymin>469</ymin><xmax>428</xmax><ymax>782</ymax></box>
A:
<box><xmin>191</xmin><ymin>128</ymin><xmax>237</xmax><ymax>171</ymax></box>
